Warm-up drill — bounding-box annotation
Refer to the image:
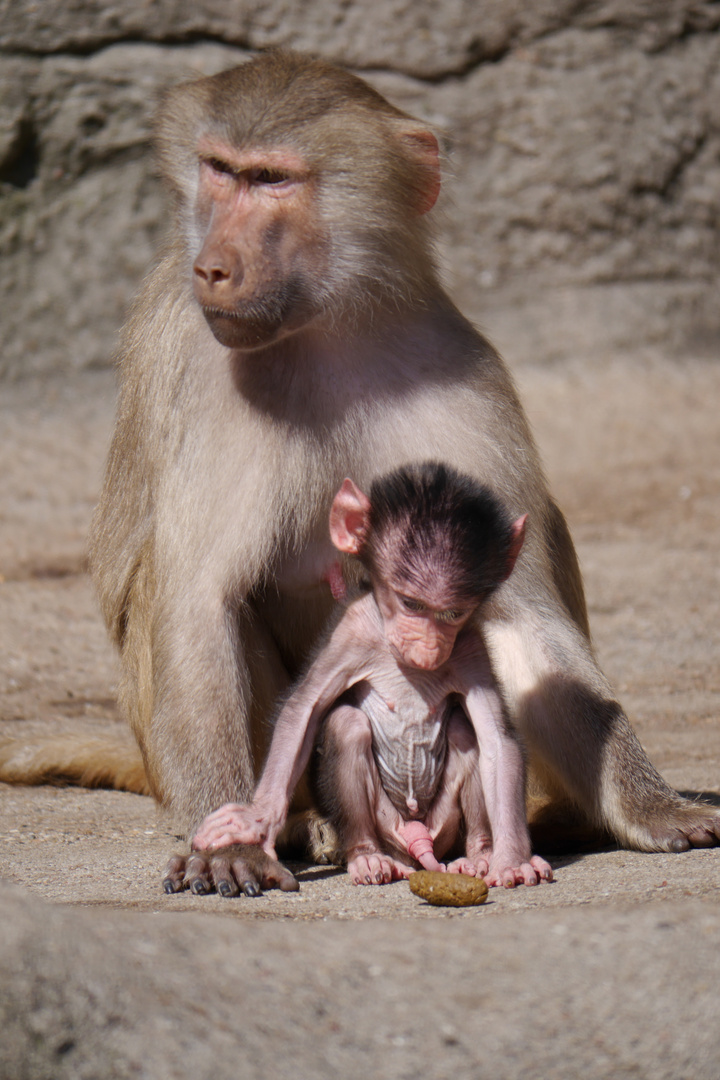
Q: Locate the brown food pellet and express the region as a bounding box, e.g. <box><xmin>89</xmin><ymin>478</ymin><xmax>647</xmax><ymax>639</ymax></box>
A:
<box><xmin>408</xmin><ymin>870</ymin><xmax>489</xmax><ymax>907</ymax></box>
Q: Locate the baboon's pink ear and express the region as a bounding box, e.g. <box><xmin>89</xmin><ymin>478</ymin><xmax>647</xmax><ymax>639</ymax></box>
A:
<box><xmin>502</xmin><ymin>514</ymin><xmax>528</xmax><ymax>581</ymax></box>
<box><xmin>400</xmin><ymin>129</ymin><xmax>441</xmax><ymax>214</ymax></box>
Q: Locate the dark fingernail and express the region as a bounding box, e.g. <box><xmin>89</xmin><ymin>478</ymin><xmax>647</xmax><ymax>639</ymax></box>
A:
<box><xmin>163</xmin><ymin>879</ymin><xmax>178</xmax><ymax>894</ymax></box>
<box><xmin>243</xmin><ymin>881</ymin><xmax>260</xmax><ymax>897</ymax></box>
<box><xmin>191</xmin><ymin>879</ymin><xmax>209</xmax><ymax>895</ymax></box>
<box><xmin>218</xmin><ymin>881</ymin><xmax>233</xmax><ymax>897</ymax></box>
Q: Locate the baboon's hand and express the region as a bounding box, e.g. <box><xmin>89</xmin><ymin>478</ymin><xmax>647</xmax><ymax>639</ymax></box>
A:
<box><xmin>162</xmin><ymin>844</ymin><xmax>299</xmax><ymax>897</ymax></box>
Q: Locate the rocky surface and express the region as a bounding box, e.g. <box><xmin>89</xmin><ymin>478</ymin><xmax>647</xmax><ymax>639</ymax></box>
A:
<box><xmin>2</xmin><ymin>3</ymin><xmax>720</xmax><ymax>378</ymax></box>
<box><xmin>2</xmin><ymin>881</ymin><xmax>720</xmax><ymax>1080</ymax></box>
<box><xmin>1</xmin><ymin>351</ymin><xmax>719</xmax><ymax>1076</ymax></box>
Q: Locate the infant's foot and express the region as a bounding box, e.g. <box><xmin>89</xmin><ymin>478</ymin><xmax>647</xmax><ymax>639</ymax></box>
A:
<box><xmin>486</xmin><ymin>853</ymin><xmax>553</xmax><ymax>888</ymax></box>
<box><xmin>347</xmin><ymin>852</ymin><xmax>415</xmax><ymax>885</ymax></box>
<box><xmin>446</xmin><ymin>856</ymin><xmax>489</xmax><ymax>877</ymax></box>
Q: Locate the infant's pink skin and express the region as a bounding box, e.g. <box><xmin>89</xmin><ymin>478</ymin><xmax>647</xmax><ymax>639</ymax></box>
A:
<box><xmin>192</xmin><ymin>802</ymin><xmax>273</xmax><ymax>854</ymax></box>
<box><xmin>348</xmin><ymin>821</ymin><xmax>490</xmax><ymax>886</ymax></box>
<box><xmin>347</xmin><ymin>852</ymin><xmax>416</xmax><ymax>885</ymax></box>
<box><xmin>398</xmin><ymin>820</ymin><xmax>445</xmax><ymax>872</ymax></box>
<box><xmin>323</xmin><ymin>560</ymin><xmax>347</xmax><ymax>601</ymax></box>
<box><xmin>193</xmin><ymin>806</ymin><xmax>553</xmax><ymax>888</ymax></box>
<box><xmin>446</xmin><ymin>857</ymin><xmax>486</xmax><ymax>876</ymax></box>
<box><xmin>397</xmin><ymin>822</ymin><xmax>553</xmax><ymax>887</ymax></box>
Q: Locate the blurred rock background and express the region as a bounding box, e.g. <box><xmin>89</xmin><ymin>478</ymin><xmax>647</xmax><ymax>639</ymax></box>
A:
<box><xmin>1</xmin><ymin>0</ymin><xmax>719</xmax><ymax>380</ymax></box>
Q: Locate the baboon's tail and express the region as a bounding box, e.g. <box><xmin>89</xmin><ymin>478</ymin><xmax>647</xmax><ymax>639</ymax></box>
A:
<box><xmin>0</xmin><ymin>733</ymin><xmax>150</xmax><ymax>796</ymax></box>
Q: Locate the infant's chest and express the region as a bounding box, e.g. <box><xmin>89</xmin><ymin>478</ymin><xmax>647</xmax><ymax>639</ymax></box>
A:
<box><xmin>355</xmin><ymin>665</ymin><xmax>453</xmax><ymax>736</ymax></box>
<box><xmin>349</xmin><ymin>666</ymin><xmax>456</xmax><ymax>816</ymax></box>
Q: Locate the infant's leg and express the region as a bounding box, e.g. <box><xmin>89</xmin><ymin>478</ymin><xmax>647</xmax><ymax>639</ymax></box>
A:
<box><xmin>426</xmin><ymin>709</ymin><xmax>492</xmax><ymax>876</ymax></box>
<box><xmin>315</xmin><ymin>704</ymin><xmax>414</xmax><ymax>884</ymax></box>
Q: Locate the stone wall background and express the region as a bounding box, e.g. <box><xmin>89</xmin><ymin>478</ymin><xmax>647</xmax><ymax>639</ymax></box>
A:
<box><xmin>1</xmin><ymin>0</ymin><xmax>719</xmax><ymax>380</ymax></box>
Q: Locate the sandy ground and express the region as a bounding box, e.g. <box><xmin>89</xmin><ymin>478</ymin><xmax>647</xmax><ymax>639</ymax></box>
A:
<box><xmin>1</xmin><ymin>352</ymin><xmax>719</xmax><ymax>1078</ymax></box>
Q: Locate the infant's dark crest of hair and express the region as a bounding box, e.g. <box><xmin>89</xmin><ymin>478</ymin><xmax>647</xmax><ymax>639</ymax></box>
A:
<box><xmin>367</xmin><ymin>462</ymin><xmax>515</xmax><ymax>599</ymax></box>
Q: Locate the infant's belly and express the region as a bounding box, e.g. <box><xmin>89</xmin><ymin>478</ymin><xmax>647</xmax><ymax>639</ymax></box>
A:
<box><xmin>361</xmin><ymin>688</ymin><xmax>450</xmax><ymax>818</ymax></box>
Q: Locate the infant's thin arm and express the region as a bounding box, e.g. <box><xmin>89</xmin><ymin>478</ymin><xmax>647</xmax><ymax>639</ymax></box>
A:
<box><xmin>254</xmin><ymin>610</ymin><xmax>369</xmax><ymax>815</ymax></box>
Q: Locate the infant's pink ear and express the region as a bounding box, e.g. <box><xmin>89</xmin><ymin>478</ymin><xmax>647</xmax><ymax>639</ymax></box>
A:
<box><xmin>329</xmin><ymin>478</ymin><xmax>371</xmax><ymax>554</ymax></box>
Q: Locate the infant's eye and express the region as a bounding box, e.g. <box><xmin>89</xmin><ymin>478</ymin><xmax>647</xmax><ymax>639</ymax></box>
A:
<box><xmin>401</xmin><ymin>596</ymin><xmax>426</xmax><ymax>613</ymax></box>
<box><xmin>435</xmin><ymin>609</ymin><xmax>465</xmax><ymax>625</ymax></box>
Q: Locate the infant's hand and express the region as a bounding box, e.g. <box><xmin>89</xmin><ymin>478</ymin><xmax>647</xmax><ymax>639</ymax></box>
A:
<box><xmin>192</xmin><ymin>803</ymin><xmax>270</xmax><ymax>852</ymax></box>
